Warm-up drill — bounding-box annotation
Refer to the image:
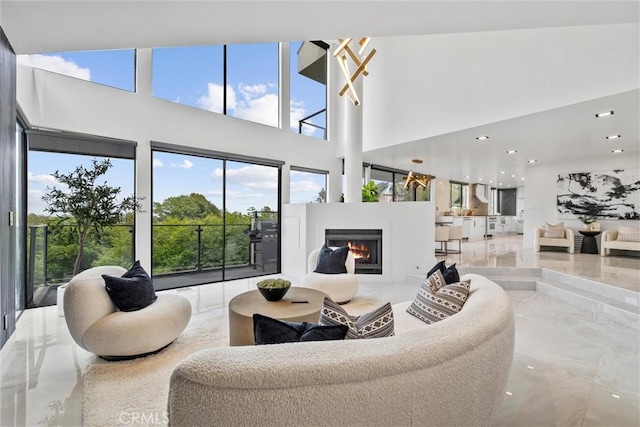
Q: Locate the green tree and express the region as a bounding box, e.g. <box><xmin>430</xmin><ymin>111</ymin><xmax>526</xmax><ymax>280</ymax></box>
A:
<box><xmin>42</xmin><ymin>158</ymin><xmax>141</xmax><ymax>275</ymax></box>
<box><xmin>315</xmin><ymin>188</ymin><xmax>326</xmax><ymax>203</ymax></box>
<box><xmin>154</xmin><ymin>193</ymin><xmax>220</xmax><ymax>220</ymax></box>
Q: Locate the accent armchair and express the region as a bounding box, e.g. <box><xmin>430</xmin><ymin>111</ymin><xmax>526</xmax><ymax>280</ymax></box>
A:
<box><xmin>534</xmin><ymin>225</ymin><xmax>575</xmax><ymax>254</ymax></box>
<box><xmin>301</xmin><ymin>247</ymin><xmax>359</xmax><ymax>303</ymax></box>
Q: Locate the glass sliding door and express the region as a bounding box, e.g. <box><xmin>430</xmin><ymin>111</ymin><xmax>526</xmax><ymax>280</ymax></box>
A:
<box><xmin>27</xmin><ymin>139</ymin><xmax>136</xmax><ymax>308</ymax></box>
<box><xmin>151</xmin><ymin>151</ymin><xmax>281</xmax><ymax>289</ymax></box>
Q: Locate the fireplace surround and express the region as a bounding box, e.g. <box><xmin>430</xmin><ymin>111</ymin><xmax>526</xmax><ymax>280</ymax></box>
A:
<box><xmin>325</xmin><ymin>229</ymin><xmax>383</xmax><ymax>274</ymax></box>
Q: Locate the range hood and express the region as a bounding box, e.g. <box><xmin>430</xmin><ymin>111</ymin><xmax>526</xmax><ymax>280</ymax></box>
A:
<box><xmin>474</xmin><ymin>184</ymin><xmax>490</xmax><ymax>203</ymax></box>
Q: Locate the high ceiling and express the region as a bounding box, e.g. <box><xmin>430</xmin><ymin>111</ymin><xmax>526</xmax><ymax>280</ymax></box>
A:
<box><xmin>2</xmin><ymin>0</ymin><xmax>639</xmax><ymax>187</ymax></box>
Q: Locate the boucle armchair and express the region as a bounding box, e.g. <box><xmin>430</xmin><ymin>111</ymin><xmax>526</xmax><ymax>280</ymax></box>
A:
<box><xmin>63</xmin><ymin>266</ymin><xmax>192</xmax><ymax>360</ymax></box>
<box><xmin>534</xmin><ymin>225</ymin><xmax>575</xmax><ymax>253</ymax></box>
<box><xmin>301</xmin><ymin>247</ymin><xmax>359</xmax><ymax>303</ymax></box>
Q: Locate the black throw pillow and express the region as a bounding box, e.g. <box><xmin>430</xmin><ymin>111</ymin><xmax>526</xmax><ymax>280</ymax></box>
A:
<box><xmin>313</xmin><ymin>244</ymin><xmax>349</xmax><ymax>274</ymax></box>
<box><xmin>253</xmin><ymin>313</ymin><xmax>348</xmax><ymax>345</ymax></box>
<box><xmin>427</xmin><ymin>260</ymin><xmax>460</xmax><ymax>284</ymax></box>
<box><xmin>102</xmin><ymin>261</ymin><xmax>157</xmax><ymax>312</ymax></box>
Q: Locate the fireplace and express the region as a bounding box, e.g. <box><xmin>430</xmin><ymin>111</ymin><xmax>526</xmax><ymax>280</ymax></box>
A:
<box><xmin>325</xmin><ymin>229</ymin><xmax>383</xmax><ymax>274</ymax></box>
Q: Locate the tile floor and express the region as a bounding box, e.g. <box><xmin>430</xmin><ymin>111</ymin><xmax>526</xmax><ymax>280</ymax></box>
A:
<box><xmin>0</xmin><ymin>235</ymin><xmax>638</xmax><ymax>426</ymax></box>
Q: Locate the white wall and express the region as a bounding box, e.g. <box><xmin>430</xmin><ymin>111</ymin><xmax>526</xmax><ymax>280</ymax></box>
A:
<box><xmin>363</xmin><ymin>24</ymin><xmax>639</xmax><ymax>151</ymax></box>
<box><xmin>282</xmin><ymin>201</ymin><xmax>436</xmax><ymax>283</ymax></box>
<box><xmin>17</xmin><ymin>50</ymin><xmax>343</xmax><ymax>269</ymax></box>
<box><xmin>523</xmin><ymin>155</ymin><xmax>640</xmax><ymax>248</ymax></box>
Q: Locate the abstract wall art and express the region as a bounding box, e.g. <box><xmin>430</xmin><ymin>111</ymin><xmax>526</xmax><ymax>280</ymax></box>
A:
<box><xmin>557</xmin><ymin>169</ymin><xmax>640</xmax><ymax>220</ymax></box>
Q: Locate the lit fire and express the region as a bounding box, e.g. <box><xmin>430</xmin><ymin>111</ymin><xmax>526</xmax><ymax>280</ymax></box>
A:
<box><xmin>348</xmin><ymin>241</ymin><xmax>371</xmax><ymax>262</ymax></box>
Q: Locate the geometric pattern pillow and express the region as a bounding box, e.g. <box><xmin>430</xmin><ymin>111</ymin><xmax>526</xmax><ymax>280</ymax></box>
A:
<box><xmin>543</xmin><ymin>222</ymin><xmax>565</xmax><ymax>238</ymax></box>
<box><xmin>319</xmin><ymin>297</ymin><xmax>394</xmax><ymax>339</ymax></box>
<box><xmin>406</xmin><ymin>279</ymin><xmax>471</xmax><ymax>324</ymax></box>
<box><xmin>617</xmin><ymin>226</ymin><xmax>640</xmax><ymax>242</ymax></box>
<box><xmin>424</xmin><ymin>269</ymin><xmax>448</xmax><ymax>293</ymax></box>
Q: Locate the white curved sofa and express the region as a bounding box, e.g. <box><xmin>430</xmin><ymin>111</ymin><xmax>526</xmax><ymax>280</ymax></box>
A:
<box><xmin>601</xmin><ymin>229</ymin><xmax>640</xmax><ymax>256</ymax></box>
<box><xmin>301</xmin><ymin>247</ymin><xmax>359</xmax><ymax>303</ymax></box>
<box><xmin>63</xmin><ymin>266</ymin><xmax>192</xmax><ymax>360</ymax></box>
<box><xmin>168</xmin><ymin>274</ymin><xmax>515</xmax><ymax>426</ymax></box>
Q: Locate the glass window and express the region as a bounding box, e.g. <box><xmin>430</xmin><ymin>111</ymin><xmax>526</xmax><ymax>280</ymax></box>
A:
<box><xmin>15</xmin><ymin>121</ymin><xmax>25</xmax><ymax>314</ymax></box>
<box><xmin>290</xmin><ymin>41</ymin><xmax>327</xmax><ymax>139</ymax></box>
<box><xmin>27</xmin><ymin>151</ymin><xmax>135</xmax><ymax>307</ymax></box>
<box><xmin>152</xmin><ymin>151</ymin><xmax>280</xmax><ymax>289</ymax></box>
<box><xmin>226</xmin><ymin>43</ymin><xmax>279</xmax><ymax>127</ymax></box>
<box><xmin>451</xmin><ymin>183</ymin><xmax>463</xmax><ymax>208</ymax></box>
<box><xmin>18</xmin><ymin>49</ymin><xmax>136</xmax><ymax>92</ymax></box>
<box><xmin>152</xmin><ymin>45</ymin><xmax>224</xmax><ymax>112</ymax></box>
<box><xmin>371</xmin><ymin>169</ymin><xmax>393</xmax><ymax>202</ymax></box>
<box><xmin>290</xmin><ymin>169</ymin><xmax>327</xmax><ymax>203</ymax></box>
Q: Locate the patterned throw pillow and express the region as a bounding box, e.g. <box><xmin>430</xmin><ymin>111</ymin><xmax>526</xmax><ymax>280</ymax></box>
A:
<box><xmin>426</xmin><ymin>260</ymin><xmax>460</xmax><ymax>284</ymax></box>
<box><xmin>320</xmin><ymin>297</ymin><xmax>394</xmax><ymax>339</ymax></box>
<box><xmin>543</xmin><ymin>222</ymin><xmax>565</xmax><ymax>239</ymax></box>
<box><xmin>406</xmin><ymin>274</ymin><xmax>471</xmax><ymax>324</ymax></box>
<box><xmin>617</xmin><ymin>226</ymin><xmax>640</xmax><ymax>242</ymax></box>
<box><xmin>424</xmin><ymin>269</ymin><xmax>448</xmax><ymax>293</ymax></box>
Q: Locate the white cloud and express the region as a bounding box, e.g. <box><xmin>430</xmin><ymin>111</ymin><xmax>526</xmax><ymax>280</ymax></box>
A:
<box><xmin>17</xmin><ymin>54</ymin><xmax>91</xmax><ymax>81</ymax></box>
<box><xmin>213</xmin><ymin>164</ymin><xmax>278</xmax><ymax>190</ymax></box>
<box><xmin>27</xmin><ymin>172</ymin><xmax>59</xmax><ymax>187</ymax></box>
<box><xmin>177</xmin><ymin>160</ymin><xmax>193</xmax><ymax>169</ymax></box>
<box><xmin>290</xmin><ymin>180</ymin><xmax>322</xmax><ymax>193</ymax></box>
<box><xmin>198</xmin><ymin>82</ymin><xmax>279</xmax><ymax>127</ymax></box>
<box><xmin>233</xmin><ymin>93</ymin><xmax>279</xmax><ymax>127</ymax></box>
<box><xmin>28</xmin><ymin>189</ymin><xmax>48</xmax><ymax>215</ymax></box>
<box><xmin>153</xmin><ymin>158</ymin><xmax>164</xmax><ymax>168</ymax></box>
<box><xmin>197</xmin><ymin>83</ymin><xmax>235</xmax><ymax>113</ymax></box>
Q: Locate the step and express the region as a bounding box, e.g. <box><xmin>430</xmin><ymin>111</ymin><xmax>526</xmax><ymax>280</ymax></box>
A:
<box><xmin>540</xmin><ymin>269</ymin><xmax>639</xmax><ymax>308</ymax></box>
<box><xmin>536</xmin><ymin>278</ymin><xmax>640</xmax><ymax>330</ymax></box>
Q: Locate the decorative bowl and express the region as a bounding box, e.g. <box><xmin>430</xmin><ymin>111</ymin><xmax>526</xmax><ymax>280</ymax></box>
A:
<box><xmin>256</xmin><ymin>279</ymin><xmax>291</xmax><ymax>302</ymax></box>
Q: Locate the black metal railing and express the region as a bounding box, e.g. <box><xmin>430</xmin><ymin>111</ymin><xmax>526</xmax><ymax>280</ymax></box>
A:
<box><xmin>298</xmin><ymin>108</ymin><xmax>327</xmax><ymax>139</ymax></box>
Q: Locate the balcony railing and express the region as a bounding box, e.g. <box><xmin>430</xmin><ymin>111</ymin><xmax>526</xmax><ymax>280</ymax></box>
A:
<box><xmin>26</xmin><ymin>213</ymin><xmax>279</xmax><ymax>297</ymax></box>
<box><xmin>298</xmin><ymin>108</ymin><xmax>327</xmax><ymax>139</ymax></box>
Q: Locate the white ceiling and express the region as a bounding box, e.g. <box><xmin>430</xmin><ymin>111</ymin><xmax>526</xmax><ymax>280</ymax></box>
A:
<box><xmin>2</xmin><ymin>0</ymin><xmax>639</xmax><ymax>188</ymax></box>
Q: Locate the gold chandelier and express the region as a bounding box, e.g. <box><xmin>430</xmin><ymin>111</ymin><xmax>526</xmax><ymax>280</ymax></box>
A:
<box><xmin>403</xmin><ymin>159</ymin><xmax>433</xmax><ymax>189</ymax></box>
<box><xmin>333</xmin><ymin>37</ymin><xmax>376</xmax><ymax>106</ymax></box>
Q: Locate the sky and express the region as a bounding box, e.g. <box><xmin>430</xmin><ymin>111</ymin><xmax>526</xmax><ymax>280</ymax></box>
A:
<box><xmin>21</xmin><ymin>42</ymin><xmax>327</xmax><ymax>216</ymax></box>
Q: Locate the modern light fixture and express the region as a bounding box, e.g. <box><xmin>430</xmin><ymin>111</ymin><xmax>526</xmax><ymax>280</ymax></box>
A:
<box><xmin>612</xmin><ymin>149</ymin><xmax>624</xmax><ymax>153</ymax></box>
<box><xmin>595</xmin><ymin>110</ymin><xmax>614</xmax><ymax>118</ymax></box>
<box><xmin>511</xmin><ymin>174</ymin><xmax>517</xmax><ymax>178</ymax></box>
<box><xmin>520</xmin><ymin>177</ymin><xmax>526</xmax><ymax>181</ymax></box>
<box><xmin>499</xmin><ymin>171</ymin><xmax>506</xmax><ymax>174</ymax></box>
<box><xmin>403</xmin><ymin>159</ymin><xmax>433</xmax><ymax>189</ymax></box>
<box><xmin>489</xmin><ymin>180</ymin><xmax>493</xmax><ymax>183</ymax></box>
<box><xmin>498</xmin><ymin>182</ymin><xmax>503</xmax><ymax>186</ymax></box>
<box><xmin>475</xmin><ymin>136</ymin><xmax>489</xmax><ymax>141</ymax></box>
<box><xmin>333</xmin><ymin>37</ymin><xmax>376</xmax><ymax>106</ymax></box>
<box><xmin>478</xmin><ymin>178</ymin><xmax>483</xmax><ymax>181</ymax></box>
<box><xmin>506</xmin><ymin>150</ymin><xmax>517</xmax><ymax>154</ymax></box>
<box><xmin>465</xmin><ymin>175</ymin><xmax>470</xmax><ymax>179</ymax></box>
<box><xmin>606</xmin><ymin>135</ymin><xmax>621</xmax><ymax>140</ymax></box>
<box><xmin>527</xmin><ymin>159</ymin><xmax>537</xmax><ymax>163</ymax></box>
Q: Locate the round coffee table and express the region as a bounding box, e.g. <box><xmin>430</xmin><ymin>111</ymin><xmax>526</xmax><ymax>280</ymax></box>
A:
<box><xmin>228</xmin><ymin>287</ymin><xmax>328</xmax><ymax>346</ymax></box>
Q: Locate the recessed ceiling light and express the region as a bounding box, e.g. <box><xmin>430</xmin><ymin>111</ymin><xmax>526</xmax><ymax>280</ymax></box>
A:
<box><xmin>511</xmin><ymin>174</ymin><xmax>517</xmax><ymax>178</ymax></box>
<box><xmin>506</xmin><ymin>150</ymin><xmax>517</xmax><ymax>154</ymax></box>
<box><xmin>612</xmin><ymin>149</ymin><xmax>624</xmax><ymax>153</ymax></box>
<box><xmin>520</xmin><ymin>177</ymin><xmax>525</xmax><ymax>181</ymax></box>
<box><xmin>595</xmin><ymin>110</ymin><xmax>614</xmax><ymax>118</ymax></box>
<box><xmin>465</xmin><ymin>175</ymin><xmax>470</xmax><ymax>179</ymax></box>
<box><xmin>475</xmin><ymin>136</ymin><xmax>489</xmax><ymax>141</ymax></box>
<box><xmin>507</xmin><ymin>184</ymin><xmax>512</xmax><ymax>187</ymax></box>
<box><xmin>499</xmin><ymin>171</ymin><xmax>506</xmax><ymax>174</ymax></box>
<box><xmin>489</xmin><ymin>180</ymin><xmax>494</xmax><ymax>183</ymax></box>
<box><xmin>498</xmin><ymin>182</ymin><xmax>503</xmax><ymax>186</ymax></box>
<box><xmin>478</xmin><ymin>178</ymin><xmax>483</xmax><ymax>181</ymax></box>
<box><xmin>606</xmin><ymin>135</ymin><xmax>621</xmax><ymax>140</ymax></box>
<box><xmin>527</xmin><ymin>160</ymin><xmax>537</xmax><ymax>164</ymax></box>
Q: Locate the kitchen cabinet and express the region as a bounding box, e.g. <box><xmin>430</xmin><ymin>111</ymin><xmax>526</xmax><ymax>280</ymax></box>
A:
<box><xmin>469</xmin><ymin>217</ymin><xmax>486</xmax><ymax>239</ymax></box>
<box><xmin>462</xmin><ymin>217</ymin><xmax>472</xmax><ymax>239</ymax></box>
